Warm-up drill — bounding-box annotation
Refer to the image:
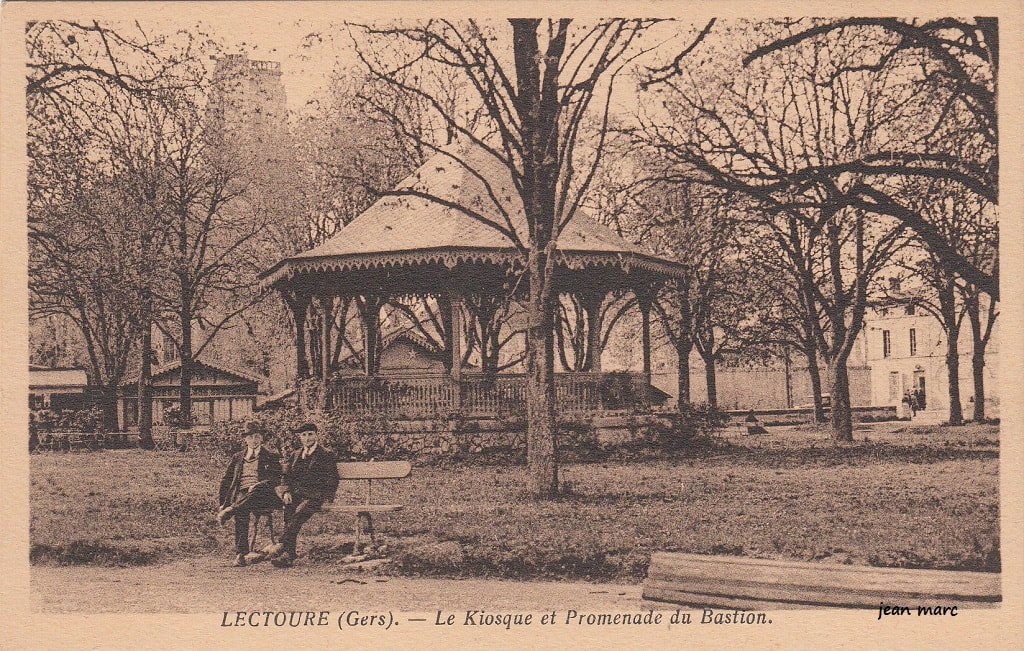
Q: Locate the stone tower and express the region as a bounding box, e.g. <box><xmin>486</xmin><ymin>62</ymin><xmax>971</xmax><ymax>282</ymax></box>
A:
<box><xmin>208</xmin><ymin>53</ymin><xmax>288</xmax><ymax>161</ymax></box>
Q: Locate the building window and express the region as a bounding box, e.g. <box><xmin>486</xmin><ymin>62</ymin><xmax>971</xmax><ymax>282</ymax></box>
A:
<box><xmin>909</xmin><ymin>328</ymin><xmax>917</xmax><ymax>356</ymax></box>
<box><xmin>882</xmin><ymin>330</ymin><xmax>891</xmax><ymax>358</ymax></box>
<box><xmin>905</xmin><ymin>303</ymin><xmax>915</xmax><ymax>316</ymax></box>
<box><xmin>888</xmin><ymin>372</ymin><xmax>901</xmax><ymax>401</ymax></box>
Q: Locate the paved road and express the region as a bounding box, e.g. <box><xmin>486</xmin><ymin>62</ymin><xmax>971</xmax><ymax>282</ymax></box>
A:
<box><xmin>32</xmin><ymin>557</ymin><xmax>659</xmax><ymax>613</ymax></box>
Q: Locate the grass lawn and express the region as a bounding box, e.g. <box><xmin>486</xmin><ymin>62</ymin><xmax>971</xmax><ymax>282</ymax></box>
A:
<box><xmin>30</xmin><ymin>422</ymin><xmax>1000</xmax><ymax>583</ymax></box>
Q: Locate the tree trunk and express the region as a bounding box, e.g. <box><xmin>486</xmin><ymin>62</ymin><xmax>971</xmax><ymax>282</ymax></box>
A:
<box><xmin>179</xmin><ymin>300</ymin><xmax>193</xmax><ymax>430</ymax></box>
<box><xmin>675</xmin><ymin>281</ymin><xmax>694</xmax><ymax>411</ymax></box>
<box><xmin>946</xmin><ymin>340</ymin><xmax>964</xmax><ymax>425</ymax></box>
<box><xmin>525</xmin><ymin>251</ymin><xmax>558</xmax><ymax>498</ymax></box>
<box><xmin>99</xmin><ymin>385</ymin><xmax>119</xmax><ymax>432</ymax></box>
<box><xmin>676</xmin><ymin>341</ymin><xmax>692</xmax><ymax>408</ymax></box>
<box><xmin>828</xmin><ymin>360</ymin><xmax>853</xmax><ymax>442</ymax></box>
<box><xmin>137</xmin><ymin>289</ymin><xmax>154</xmax><ymax>449</ymax></box>
<box><xmin>966</xmin><ymin>293</ymin><xmax>990</xmax><ymax>422</ymax></box>
<box><xmin>804</xmin><ymin>347</ymin><xmax>825</xmax><ymax>423</ymax></box>
<box><xmin>971</xmin><ymin>349</ymin><xmax>986</xmax><ymax>422</ymax></box>
<box><xmin>703</xmin><ymin>355</ymin><xmax>718</xmax><ymax>409</ymax></box>
<box><xmin>939</xmin><ymin>281</ymin><xmax>963</xmax><ymax>425</ymax></box>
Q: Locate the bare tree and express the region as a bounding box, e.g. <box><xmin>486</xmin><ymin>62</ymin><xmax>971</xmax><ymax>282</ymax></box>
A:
<box><xmin>633</xmin><ymin>183</ymin><xmax>744</xmax><ymax>409</ymax></box>
<box><xmin>742</xmin><ymin>18</ymin><xmax>998</xmax><ymax>299</ymax></box>
<box><xmin>348</xmin><ymin>18</ymin><xmax>663</xmax><ymax>496</ymax></box>
<box><xmin>27</xmin><ymin>21</ymin><xmax>202</xmax><ymax>445</ymax></box>
<box><xmin>739</xmin><ymin>234</ymin><xmax>827</xmax><ymax>420</ymax></box>
<box><xmin>153</xmin><ymin>84</ymin><xmax>271</xmax><ymax>428</ymax></box>
<box><xmin>26</xmin><ymin>20</ymin><xmax>202</xmax><ymax>121</ymax></box>
<box><xmin>29</xmin><ymin>169</ymin><xmax>143</xmax><ymax>431</ymax></box>
<box><xmin>634</xmin><ymin>23</ymin><xmax>914</xmax><ymax>440</ymax></box>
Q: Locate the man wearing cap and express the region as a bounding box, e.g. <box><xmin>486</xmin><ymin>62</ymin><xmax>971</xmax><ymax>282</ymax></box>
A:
<box><xmin>270</xmin><ymin>422</ymin><xmax>340</xmax><ymax>568</ymax></box>
<box><xmin>216</xmin><ymin>422</ymin><xmax>283</xmax><ymax>567</ymax></box>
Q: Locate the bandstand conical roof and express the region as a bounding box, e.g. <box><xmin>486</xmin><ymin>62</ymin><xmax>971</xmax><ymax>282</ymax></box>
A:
<box><xmin>261</xmin><ymin>141</ymin><xmax>687</xmax><ymax>294</ymax></box>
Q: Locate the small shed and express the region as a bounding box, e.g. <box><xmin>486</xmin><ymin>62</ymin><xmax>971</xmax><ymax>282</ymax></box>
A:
<box><xmin>333</xmin><ymin>331</ymin><xmax>452</xmax><ymax>377</ymax></box>
<box><xmin>120</xmin><ymin>360</ymin><xmax>262</xmax><ymax>429</ymax></box>
<box><xmin>378</xmin><ymin>331</ymin><xmax>448</xmax><ymax>376</ymax></box>
<box><xmin>29</xmin><ymin>365</ymin><xmax>90</xmax><ymax>410</ymax></box>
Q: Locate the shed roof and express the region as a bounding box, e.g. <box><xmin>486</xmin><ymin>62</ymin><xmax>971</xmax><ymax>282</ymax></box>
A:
<box><xmin>121</xmin><ymin>359</ymin><xmax>264</xmax><ymax>387</ymax></box>
<box><xmin>29</xmin><ymin>367</ymin><xmax>89</xmax><ymax>390</ymax></box>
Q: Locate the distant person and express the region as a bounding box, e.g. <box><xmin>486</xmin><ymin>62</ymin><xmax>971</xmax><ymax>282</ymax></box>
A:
<box><xmin>216</xmin><ymin>422</ymin><xmax>283</xmax><ymax>567</ymax></box>
<box><xmin>270</xmin><ymin>422</ymin><xmax>340</xmax><ymax>569</ymax></box>
<box><xmin>914</xmin><ymin>387</ymin><xmax>926</xmax><ymax>411</ymax></box>
<box><xmin>902</xmin><ymin>390</ymin><xmax>916</xmax><ymax>417</ymax></box>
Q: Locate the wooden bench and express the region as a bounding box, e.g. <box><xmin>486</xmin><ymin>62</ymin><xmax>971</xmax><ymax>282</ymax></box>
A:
<box><xmin>321</xmin><ymin>460</ymin><xmax>411</xmax><ymax>552</ymax></box>
<box><xmin>643</xmin><ymin>552</ymin><xmax>1001</xmax><ymax>609</ymax></box>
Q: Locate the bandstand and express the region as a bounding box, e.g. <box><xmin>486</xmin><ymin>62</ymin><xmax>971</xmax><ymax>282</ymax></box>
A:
<box><xmin>260</xmin><ymin>143</ymin><xmax>688</xmax><ymax>418</ymax></box>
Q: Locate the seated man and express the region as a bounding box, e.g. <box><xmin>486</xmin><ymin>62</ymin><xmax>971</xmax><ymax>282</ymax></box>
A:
<box><xmin>216</xmin><ymin>422</ymin><xmax>283</xmax><ymax>567</ymax></box>
<box><xmin>271</xmin><ymin>422</ymin><xmax>340</xmax><ymax>568</ymax></box>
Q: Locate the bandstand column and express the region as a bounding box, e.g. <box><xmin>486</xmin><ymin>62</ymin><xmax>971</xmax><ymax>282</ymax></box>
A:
<box><xmin>449</xmin><ymin>295</ymin><xmax>463</xmax><ymax>383</ymax></box>
<box><xmin>638</xmin><ymin>290</ymin><xmax>652</xmax><ymax>381</ymax></box>
<box><xmin>320</xmin><ymin>293</ymin><xmax>333</xmax><ymax>381</ymax></box>
<box><xmin>449</xmin><ymin>293</ymin><xmax>464</xmax><ymax>412</ymax></box>
<box><xmin>284</xmin><ymin>291</ymin><xmax>312</xmax><ymax>381</ymax></box>
<box><xmin>359</xmin><ymin>295</ymin><xmax>384</xmax><ymax>376</ymax></box>
<box><xmin>580</xmin><ymin>289</ymin><xmax>607</xmax><ymax>373</ymax></box>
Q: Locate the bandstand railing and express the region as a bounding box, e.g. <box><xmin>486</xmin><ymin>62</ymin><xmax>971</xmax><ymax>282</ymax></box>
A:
<box><xmin>322</xmin><ymin>371</ymin><xmax>649</xmax><ymax>418</ymax></box>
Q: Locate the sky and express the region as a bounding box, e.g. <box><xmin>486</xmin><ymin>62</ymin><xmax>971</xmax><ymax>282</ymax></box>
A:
<box><xmin>174</xmin><ymin>17</ymin><xmax>710</xmax><ymax>116</ymax></box>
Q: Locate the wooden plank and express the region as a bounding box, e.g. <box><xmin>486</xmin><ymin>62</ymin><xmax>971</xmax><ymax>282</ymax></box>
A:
<box><xmin>648</xmin><ymin>554</ymin><xmax>999</xmax><ymax>597</ymax></box>
<box><xmin>647</xmin><ymin>554</ymin><xmax>1001</xmax><ymax>599</ymax></box>
<box><xmin>643</xmin><ymin>553</ymin><xmax>1000</xmax><ymax>609</ymax></box>
<box><xmin>644</xmin><ymin>578</ymin><xmax>999</xmax><ymax>609</ymax></box>
<box><xmin>337</xmin><ymin>460</ymin><xmax>412</xmax><ymax>480</ymax></box>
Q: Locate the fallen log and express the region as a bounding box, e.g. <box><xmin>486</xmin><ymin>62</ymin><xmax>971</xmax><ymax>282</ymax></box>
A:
<box><xmin>643</xmin><ymin>552</ymin><xmax>1000</xmax><ymax>609</ymax></box>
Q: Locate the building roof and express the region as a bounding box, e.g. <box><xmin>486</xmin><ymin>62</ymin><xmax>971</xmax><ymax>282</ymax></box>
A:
<box><xmin>256</xmin><ymin>387</ymin><xmax>296</xmax><ymax>411</ymax></box>
<box><xmin>261</xmin><ymin>141</ymin><xmax>688</xmax><ymax>287</ymax></box>
<box><xmin>382</xmin><ymin>330</ymin><xmax>444</xmax><ymax>356</ymax></box>
<box><xmin>29</xmin><ymin>367</ymin><xmax>89</xmax><ymax>390</ymax></box>
<box><xmin>121</xmin><ymin>359</ymin><xmax>264</xmax><ymax>387</ymax></box>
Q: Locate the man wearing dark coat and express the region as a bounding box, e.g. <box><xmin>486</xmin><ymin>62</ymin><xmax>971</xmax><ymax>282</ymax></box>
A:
<box><xmin>217</xmin><ymin>423</ymin><xmax>283</xmax><ymax>567</ymax></box>
<box><xmin>270</xmin><ymin>422</ymin><xmax>340</xmax><ymax>568</ymax></box>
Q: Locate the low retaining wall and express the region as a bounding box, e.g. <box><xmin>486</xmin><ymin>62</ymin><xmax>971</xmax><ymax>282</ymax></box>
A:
<box><xmin>724</xmin><ymin>405</ymin><xmax>898</xmax><ymax>427</ymax></box>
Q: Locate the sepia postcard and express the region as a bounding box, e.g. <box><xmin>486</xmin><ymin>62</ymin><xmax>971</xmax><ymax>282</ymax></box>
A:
<box><xmin>1</xmin><ymin>1</ymin><xmax>1022</xmax><ymax>648</ymax></box>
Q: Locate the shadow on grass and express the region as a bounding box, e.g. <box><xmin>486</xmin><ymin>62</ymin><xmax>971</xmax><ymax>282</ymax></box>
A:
<box><xmin>31</xmin><ymin>541</ymin><xmax>160</xmax><ymax>566</ymax></box>
<box><xmin>707</xmin><ymin>443</ymin><xmax>999</xmax><ymax>467</ymax></box>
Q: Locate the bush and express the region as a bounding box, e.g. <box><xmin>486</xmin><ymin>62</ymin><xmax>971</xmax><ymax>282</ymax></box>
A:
<box><xmin>207</xmin><ymin>408</ymin><xmax>418</xmax><ymax>460</ymax></box>
<box><xmin>635</xmin><ymin>403</ymin><xmax>727</xmax><ymax>451</ymax></box>
<box><xmin>30</xmin><ymin>407</ymin><xmax>106</xmax><ymax>435</ymax></box>
<box><xmin>599</xmin><ymin>371</ymin><xmax>642</xmax><ymax>410</ymax></box>
<box><xmin>207</xmin><ymin>406</ymin><xmax>309</xmax><ymax>457</ymax></box>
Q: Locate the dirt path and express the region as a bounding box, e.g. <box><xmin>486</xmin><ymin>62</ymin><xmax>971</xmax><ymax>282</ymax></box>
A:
<box><xmin>32</xmin><ymin>556</ymin><xmax>656</xmax><ymax>613</ymax></box>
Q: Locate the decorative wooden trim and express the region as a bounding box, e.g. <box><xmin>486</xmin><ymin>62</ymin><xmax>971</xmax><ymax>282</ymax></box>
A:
<box><xmin>260</xmin><ymin>246</ymin><xmax>689</xmax><ymax>288</ymax></box>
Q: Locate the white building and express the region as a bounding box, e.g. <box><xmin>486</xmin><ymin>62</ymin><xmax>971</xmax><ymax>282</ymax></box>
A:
<box><xmin>862</xmin><ymin>300</ymin><xmax>998</xmax><ymax>417</ymax></box>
